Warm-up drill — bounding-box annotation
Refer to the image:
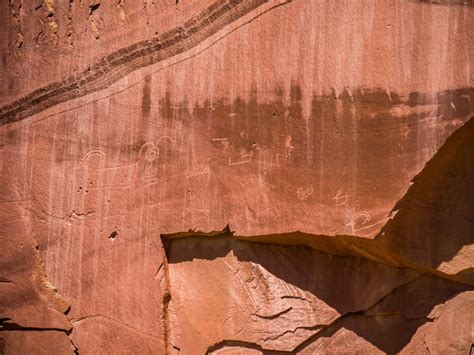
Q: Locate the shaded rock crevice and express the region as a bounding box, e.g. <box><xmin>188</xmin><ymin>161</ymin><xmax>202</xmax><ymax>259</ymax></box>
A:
<box><xmin>204</xmin><ymin>265</ymin><xmax>469</xmax><ymax>353</ymax></box>
<box><xmin>0</xmin><ymin>319</ymin><xmax>71</xmax><ymax>333</ymax></box>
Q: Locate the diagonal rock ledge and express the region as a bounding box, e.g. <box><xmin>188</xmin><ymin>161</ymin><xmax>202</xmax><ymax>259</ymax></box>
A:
<box><xmin>163</xmin><ymin>227</ymin><xmax>473</xmax><ymax>286</ymax></box>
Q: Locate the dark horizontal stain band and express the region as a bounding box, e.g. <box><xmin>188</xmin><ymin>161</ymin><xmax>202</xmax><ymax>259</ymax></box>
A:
<box><xmin>412</xmin><ymin>0</ymin><xmax>473</xmax><ymax>5</ymax></box>
<box><xmin>0</xmin><ymin>0</ymin><xmax>288</xmax><ymax>126</ymax></box>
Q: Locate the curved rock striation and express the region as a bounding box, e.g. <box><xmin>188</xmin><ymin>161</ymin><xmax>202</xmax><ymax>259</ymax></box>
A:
<box><xmin>0</xmin><ymin>0</ymin><xmax>291</xmax><ymax>125</ymax></box>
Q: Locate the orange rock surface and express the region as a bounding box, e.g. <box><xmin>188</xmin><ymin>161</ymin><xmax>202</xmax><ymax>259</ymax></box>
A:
<box><xmin>0</xmin><ymin>0</ymin><xmax>473</xmax><ymax>353</ymax></box>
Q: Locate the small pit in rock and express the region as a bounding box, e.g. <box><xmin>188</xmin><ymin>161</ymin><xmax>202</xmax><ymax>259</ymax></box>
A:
<box><xmin>108</xmin><ymin>231</ymin><xmax>118</xmax><ymax>241</ymax></box>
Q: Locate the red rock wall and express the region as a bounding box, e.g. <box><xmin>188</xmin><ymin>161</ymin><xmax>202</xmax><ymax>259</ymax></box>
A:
<box><xmin>0</xmin><ymin>0</ymin><xmax>473</xmax><ymax>354</ymax></box>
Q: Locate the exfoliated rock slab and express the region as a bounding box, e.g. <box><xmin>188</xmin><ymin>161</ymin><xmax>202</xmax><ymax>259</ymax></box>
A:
<box><xmin>400</xmin><ymin>290</ymin><xmax>474</xmax><ymax>354</ymax></box>
<box><xmin>299</xmin><ymin>313</ymin><xmax>427</xmax><ymax>354</ymax></box>
<box><xmin>164</xmin><ymin>232</ymin><xmax>419</xmax><ymax>353</ymax></box>
<box><xmin>298</xmin><ymin>275</ymin><xmax>472</xmax><ymax>354</ymax></box>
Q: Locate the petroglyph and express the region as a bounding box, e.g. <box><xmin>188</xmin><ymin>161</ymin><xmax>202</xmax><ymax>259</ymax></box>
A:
<box><xmin>76</xmin><ymin>150</ymin><xmax>135</xmax><ymax>173</ymax></box>
<box><xmin>77</xmin><ymin>150</ymin><xmax>106</xmax><ymax>170</ymax></box>
<box><xmin>346</xmin><ymin>210</ymin><xmax>387</xmax><ymax>236</ymax></box>
<box><xmin>399</xmin><ymin>124</ymin><xmax>411</xmax><ymax>140</ymax></box>
<box><xmin>73</xmin><ymin>137</ymin><xmax>176</xmax><ymax>217</ymax></box>
<box><xmin>139</xmin><ymin>142</ymin><xmax>160</xmax><ymax>183</ymax></box>
<box><xmin>284</xmin><ymin>136</ymin><xmax>294</xmax><ymax>158</ymax></box>
<box><xmin>346</xmin><ymin>211</ymin><xmax>371</xmax><ymax>232</ymax></box>
<box><xmin>187</xmin><ymin>157</ymin><xmax>211</xmax><ymax>178</ymax></box>
<box><xmin>275</xmin><ymin>153</ymin><xmax>283</xmax><ymax>167</ymax></box>
<box><xmin>136</xmin><ymin>137</ymin><xmax>174</xmax><ymax>185</ymax></box>
<box><xmin>246</xmin><ymin>205</ymin><xmax>271</xmax><ymax>224</ymax></box>
<box><xmin>333</xmin><ymin>190</ymin><xmax>349</xmax><ymax>206</ymax></box>
<box><xmin>297</xmin><ymin>186</ymin><xmax>314</xmax><ymax>201</ymax></box>
<box><xmin>184</xmin><ymin>158</ymin><xmax>212</xmax><ymax>216</ymax></box>
<box><xmin>212</xmin><ymin>138</ymin><xmax>230</xmax><ymax>149</ymax></box>
<box><xmin>229</xmin><ymin>151</ymin><xmax>253</xmax><ymax>166</ymax></box>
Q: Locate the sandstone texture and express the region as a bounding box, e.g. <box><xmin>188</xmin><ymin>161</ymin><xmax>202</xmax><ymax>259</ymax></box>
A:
<box><xmin>0</xmin><ymin>0</ymin><xmax>473</xmax><ymax>354</ymax></box>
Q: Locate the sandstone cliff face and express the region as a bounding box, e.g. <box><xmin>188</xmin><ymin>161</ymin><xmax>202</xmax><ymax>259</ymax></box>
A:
<box><xmin>0</xmin><ymin>0</ymin><xmax>473</xmax><ymax>354</ymax></box>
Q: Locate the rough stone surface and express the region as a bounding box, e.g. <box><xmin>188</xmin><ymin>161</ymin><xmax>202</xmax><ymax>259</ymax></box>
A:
<box><xmin>0</xmin><ymin>0</ymin><xmax>473</xmax><ymax>354</ymax></box>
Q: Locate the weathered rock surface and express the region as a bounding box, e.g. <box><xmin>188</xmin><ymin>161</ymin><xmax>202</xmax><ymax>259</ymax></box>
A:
<box><xmin>0</xmin><ymin>0</ymin><xmax>473</xmax><ymax>354</ymax></box>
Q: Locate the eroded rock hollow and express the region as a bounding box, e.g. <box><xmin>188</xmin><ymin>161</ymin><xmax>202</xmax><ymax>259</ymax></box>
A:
<box><xmin>0</xmin><ymin>0</ymin><xmax>473</xmax><ymax>354</ymax></box>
